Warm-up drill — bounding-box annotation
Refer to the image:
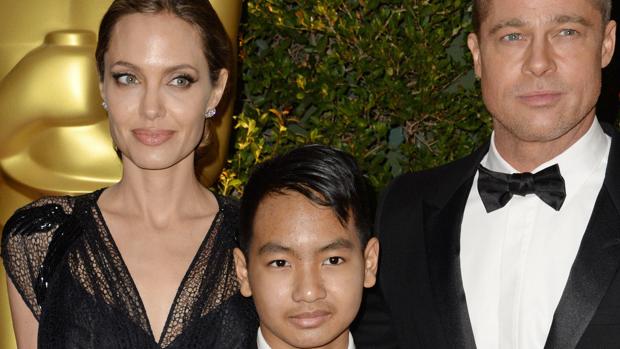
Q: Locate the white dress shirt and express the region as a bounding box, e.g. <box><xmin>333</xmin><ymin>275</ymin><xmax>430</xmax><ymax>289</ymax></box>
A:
<box><xmin>460</xmin><ymin>118</ymin><xmax>611</xmax><ymax>349</ymax></box>
<box><xmin>256</xmin><ymin>327</ymin><xmax>356</xmax><ymax>349</ymax></box>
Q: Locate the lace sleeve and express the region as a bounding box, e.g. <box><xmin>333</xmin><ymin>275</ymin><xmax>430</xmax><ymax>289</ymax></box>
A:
<box><xmin>1</xmin><ymin>196</ymin><xmax>73</xmax><ymax>320</ymax></box>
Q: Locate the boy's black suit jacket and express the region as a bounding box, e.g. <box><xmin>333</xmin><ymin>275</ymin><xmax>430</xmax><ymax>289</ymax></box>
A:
<box><xmin>354</xmin><ymin>123</ymin><xmax>620</xmax><ymax>349</ymax></box>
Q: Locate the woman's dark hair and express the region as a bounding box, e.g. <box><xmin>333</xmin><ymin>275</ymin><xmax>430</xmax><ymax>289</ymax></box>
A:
<box><xmin>95</xmin><ymin>0</ymin><xmax>233</xmax><ymax>151</ymax></box>
<box><xmin>239</xmin><ymin>144</ymin><xmax>373</xmax><ymax>257</ymax></box>
<box><xmin>95</xmin><ymin>0</ymin><xmax>232</xmax><ymax>88</ymax></box>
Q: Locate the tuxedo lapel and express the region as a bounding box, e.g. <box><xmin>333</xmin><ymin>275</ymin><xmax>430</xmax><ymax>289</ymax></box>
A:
<box><xmin>424</xmin><ymin>176</ymin><xmax>477</xmax><ymax>349</ymax></box>
<box><xmin>545</xmin><ymin>125</ymin><xmax>620</xmax><ymax>349</ymax></box>
<box><xmin>544</xmin><ymin>188</ymin><xmax>620</xmax><ymax>349</ymax></box>
<box><xmin>418</xmin><ymin>143</ymin><xmax>488</xmax><ymax>348</ymax></box>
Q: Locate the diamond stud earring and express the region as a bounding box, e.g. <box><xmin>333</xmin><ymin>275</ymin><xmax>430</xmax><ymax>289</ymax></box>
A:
<box><xmin>204</xmin><ymin>108</ymin><xmax>216</xmax><ymax>119</ymax></box>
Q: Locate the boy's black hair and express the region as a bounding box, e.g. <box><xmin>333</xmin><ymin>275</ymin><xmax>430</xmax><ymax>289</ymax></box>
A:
<box><xmin>239</xmin><ymin>144</ymin><xmax>372</xmax><ymax>256</ymax></box>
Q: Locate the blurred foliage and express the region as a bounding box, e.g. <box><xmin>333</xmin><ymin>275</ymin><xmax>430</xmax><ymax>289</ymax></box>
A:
<box><xmin>218</xmin><ymin>0</ymin><xmax>491</xmax><ymax>197</ymax></box>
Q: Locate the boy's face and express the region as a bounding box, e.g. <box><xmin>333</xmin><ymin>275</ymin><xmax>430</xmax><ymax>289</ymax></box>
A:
<box><xmin>234</xmin><ymin>191</ymin><xmax>379</xmax><ymax>349</ymax></box>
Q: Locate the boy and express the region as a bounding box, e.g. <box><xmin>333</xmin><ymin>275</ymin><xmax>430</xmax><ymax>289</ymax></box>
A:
<box><xmin>234</xmin><ymin>144</ymin><xmax>379</xmax><ymax>349</ymax></box>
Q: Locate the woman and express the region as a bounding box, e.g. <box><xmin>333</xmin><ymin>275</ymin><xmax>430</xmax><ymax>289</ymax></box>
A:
<box><xmin>1</xmin><ymin>1</ymin><xmax>257</xmax><ymax>348</ymax></box>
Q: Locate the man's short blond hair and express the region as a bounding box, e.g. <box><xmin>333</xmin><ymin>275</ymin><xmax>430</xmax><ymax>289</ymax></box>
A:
<box><xmin>472</xmin><ymin>0</ymin><xmax>612</xmax><ymax>34</ymax></box>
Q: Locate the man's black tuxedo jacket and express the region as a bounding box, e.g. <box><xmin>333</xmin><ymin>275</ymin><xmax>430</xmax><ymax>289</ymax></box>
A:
<box><xmin>353</xmin><ymin>123</ymin><xmax>620</xmax><ymax>349</ymax></box>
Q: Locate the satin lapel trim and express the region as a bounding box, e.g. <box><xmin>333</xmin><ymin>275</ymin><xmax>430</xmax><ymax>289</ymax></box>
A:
<box><xmin>545</xmin><ymin>187</ymin><xmax>620</xmax><ymax>349</ymax></box>
<box><xmin>424</xmin><ymin>176</ymin><xmax>477</xmax><ymax>349</ymax></box>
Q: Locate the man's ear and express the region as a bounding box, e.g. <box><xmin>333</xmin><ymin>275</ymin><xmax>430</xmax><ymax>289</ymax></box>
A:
<box><xmin>363</xmin><ymin>237</ymin><xmax>380</xmax><ymax>288</ymax></box>
<box><xmin>467</xmin><ymin>32</ymin><xmax>482</xmax><ymax>79</ymax></box>
<box><xmin>233</xmin><ymin>248</ymin><xmax>252</xmax><ymax>297</ymax></box>
<box><xmin>601</xmin><ymin>20</ymin><xmax>617</xmax><ymax>68</ymax></box>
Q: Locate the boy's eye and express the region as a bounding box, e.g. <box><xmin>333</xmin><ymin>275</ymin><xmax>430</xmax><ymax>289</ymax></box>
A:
<box><xmin>113</xmin><ymin>73</ymin><xmax>139</xmax><ymax>85</ymax></box>
<box><xmin>323</xmin><ymin>256</ymin><xmax>344</xmax><ymax>265</ymax></box>
<box><xmin>268</xmin><ymin>259</ymin><xmax>290</xmax><ymax>268</ymax></box>
<box><xmin>501</xmin><ymin>33</ymin><xmax>523</xmax><ymax>42</ymax></box>
<box><xmin>169</xmin><ymin>75</ymin><xmax>195</xmax><ymax>87</ymax></box>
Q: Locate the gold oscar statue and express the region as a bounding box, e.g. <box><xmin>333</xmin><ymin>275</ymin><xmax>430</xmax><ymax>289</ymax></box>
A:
<box><xmin>0</xmin><ymin>1</ymin><xmax>241</xmax><ymax>347</ymax></box>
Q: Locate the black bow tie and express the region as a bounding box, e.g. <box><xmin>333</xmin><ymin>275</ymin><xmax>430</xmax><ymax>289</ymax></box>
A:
<box><xmin>477</xmin><ymin>164</ymin><xmax>566</xmax><ymax>213</ymax></box>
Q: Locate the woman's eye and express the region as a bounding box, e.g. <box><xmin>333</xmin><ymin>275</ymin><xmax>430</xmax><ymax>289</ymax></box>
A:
<box><xmin>502</xmin><ymin>33</ymin><xmax>523</xmax><ymax>42</ymax></box>
<box><xmin>169</xmin><ymin>75</ymin><xmax>195</xmax><ymax>87</ymax></box>
<box><xmin>323</xmin><ymin>257</ymin><xmax>344</xmax><ymax>265</ymax></box>
<box><xmin>113</xmin><ymin>73</ymin><xmax>139</xmax><ymax>85</ymax></box>
<box><xmin>268</xmin><ymin>259</ymin><xmax>289</xmax><ymax>268</ymax></box>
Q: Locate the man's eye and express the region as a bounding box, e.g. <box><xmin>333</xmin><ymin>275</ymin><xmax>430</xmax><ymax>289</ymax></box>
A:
<box><xmin>169</xmin><ymin>75</ymin><xmax>195</xmax><ymax>87</ymax></box>
<box><xmin>559</xmin><ymin>29</ymin><xmax>578</xmax><ymax>37</ymax></box>
<box><xmin>502</xmin><ymin>33</ymin><xmax>523</xmax><ymax>41</ymax></box>
<box><xmin>113</xmin><ymin>73</ymin><xmax>139</xmax><ymax>85</ymax></box>
<box><xmin>268</xmin><ymin>259</ymin><xmax>289</xmax><ymax>268</ymax></box>
<box><xmin>323</xmin><ymin>257</ymin><xmax>344</xmax><ymax>265</ymax></box>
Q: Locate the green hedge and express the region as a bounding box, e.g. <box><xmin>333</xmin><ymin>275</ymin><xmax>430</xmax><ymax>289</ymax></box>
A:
<box><xmin>218</xmin><ymin>0</ymin><xmax>490</xmax><ymax>196</ymax></box>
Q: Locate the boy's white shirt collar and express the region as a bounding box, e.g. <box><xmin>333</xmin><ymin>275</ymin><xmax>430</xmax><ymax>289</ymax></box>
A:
<box><xmin>256</xmin><ymin>327</ymin><xmax>356</xmax><ymax>349</ymax></box>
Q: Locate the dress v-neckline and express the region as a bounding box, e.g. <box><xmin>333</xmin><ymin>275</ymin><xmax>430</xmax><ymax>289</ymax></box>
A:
<box><xmin>92</xmin><ymin>189</ymin><xmax>222</xmax><ymax>347</ymax></box>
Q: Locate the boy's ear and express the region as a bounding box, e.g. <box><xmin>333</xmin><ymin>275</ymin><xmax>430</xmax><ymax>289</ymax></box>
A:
<box><xmin>363</xmin><ymin>237</ymin><xmax>380</xmax><ymax>288</ymax></box>
<box><xmin>233</xmin><ymin>248</ymin><xmax>252</xmax><ymax>297</ymax></box>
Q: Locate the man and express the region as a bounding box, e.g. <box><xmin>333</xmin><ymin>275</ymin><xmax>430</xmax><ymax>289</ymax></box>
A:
<box><xmin>234</xmin><ymin>145</ymin><xmax>380</xmax><ymax>349</ymax></box>
<box><xmin>354</xmin><ymin>0</ymin><xmax>618</xmax><ymax>348</ymax></box>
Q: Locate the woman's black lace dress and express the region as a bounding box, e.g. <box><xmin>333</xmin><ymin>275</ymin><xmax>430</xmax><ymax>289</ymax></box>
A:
<box><xmin>1</xmin><ymin>189</ymin><xmax>258</xmax><ymax>348</ymax></box>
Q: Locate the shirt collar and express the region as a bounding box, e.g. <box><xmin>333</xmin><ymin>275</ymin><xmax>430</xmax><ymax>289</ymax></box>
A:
<box><xmin>257</xmin><ymin>327</ymin><xmax>356</xmax><ymax>349</ymax></box>
<box><xmin>483</xmin><ymin>118</ymin><xmax>610</xmax><ymax>201</ymax></box>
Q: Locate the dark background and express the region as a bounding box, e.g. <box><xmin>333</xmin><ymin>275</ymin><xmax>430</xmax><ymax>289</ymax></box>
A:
<box><xmin>223</xmin><ymin>3</ymin><xmax>620</xmax><ymax>197</ymax></box>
